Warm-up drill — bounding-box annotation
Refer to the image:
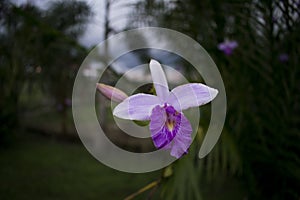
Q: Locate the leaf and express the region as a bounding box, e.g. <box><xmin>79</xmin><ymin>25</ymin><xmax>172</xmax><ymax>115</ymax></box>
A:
<box><xmin>133</xmin><ymin>120</ymin><xmax>150</xmax><ymax>126</ymax></box>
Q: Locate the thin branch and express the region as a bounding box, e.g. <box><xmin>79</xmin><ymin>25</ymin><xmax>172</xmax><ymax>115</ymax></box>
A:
<box><xmin>124</xmin><ymin>179</ymin><xmax>161</xmax><ymax>200</ymax></box>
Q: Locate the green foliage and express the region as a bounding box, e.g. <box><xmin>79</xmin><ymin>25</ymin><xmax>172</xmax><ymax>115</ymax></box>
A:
<box><xmin>161</xmin><ymin>143</ymin><xmax>202</xmax><ymax>200</ymax></box>
<box><xmin>131</xmin><ymin>0</ymin><xmax>300</xmax><ymax>199</ymax></box>
<box><xmin>133</xmin><ymin>120</ymin><xmax>150</xmax><ymax>126</ymax></box>
<box><xmin>0</xmin><ymin>0</ymin><xmax>91</xmax><ymax>137</ymax></box>
<box><xmin>160</xmin><ymin>127</ymin><xmax>243</xmax><ymax>200</ymax></box>
<box><xmin>0</xmin><ymin>132</ymin><xmax>160</xmax><ymax>200</ymax></box>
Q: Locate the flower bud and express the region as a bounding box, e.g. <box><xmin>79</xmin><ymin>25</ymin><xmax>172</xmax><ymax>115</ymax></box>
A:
<box><xmin>96</xmin><ymin>83</ymin><xmax>128</xmax><ymax>103</ymax></box>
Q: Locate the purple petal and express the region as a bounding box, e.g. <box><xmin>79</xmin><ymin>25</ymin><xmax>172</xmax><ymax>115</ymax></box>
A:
<box><xmin>149</xmin><ymin>106</ymin><xmax>166</xmax><ymax>136</ymax></box>
<box><xmin>228</xmin><ymin>41</ymin><xmax>238</xmax><ymax>49</ymax></box>
<box><xmin>113</xmin><ymin>94</ymin><xmax>160</xmax><ymax>120</ymax></box>
<box><xmin>170</xmin><ymin>114</ymin><xmax>192</xmax><ymax>158</ymax></box>
<box><xmin>149</xmin><ymin>59</ymin><xmax>169</xmax><ymax>102</ymax></box>
<box><xmin>218</xmin><ymin>43</ymin><xmax>226</xmax><ymax>50</ymax></box>
<box><xmin>150</xmin><ymin>105</ymin><xmax>181</xmax><ymax>149</ymax></box>
<box><xmin>150</xmin><ymin>106</ymin><xmax>166</xmax><ymax>147</ymax></box>
<box><xmin>279</xmin><ymin>53</ymin><xmax>289</xmax><ymax>62</ymax></box>
<box><xmin>224</xmin><ymin>48</ymin><xmax>233</xmax><ymax>56</ymax></box>
<box><xmin>150</xmin><ymin>105</ymin><xmax>171</xmax><ymax>148</ymax></box>
<box><xmin>218</xmin><ymin>40</ymin><xmax>238</xmax><ymax>55</ymax></box>
<box><xmin>166</xmin><ymin>83</ymin><xmax>218</xmax><ymax>111</ymax></box>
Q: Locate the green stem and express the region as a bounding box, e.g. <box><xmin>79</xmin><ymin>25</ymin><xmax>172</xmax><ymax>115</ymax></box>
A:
<box><xmin>124</xmin><ymin>179</ymin><xmax>161</xmax><ymax>200</ymax></box>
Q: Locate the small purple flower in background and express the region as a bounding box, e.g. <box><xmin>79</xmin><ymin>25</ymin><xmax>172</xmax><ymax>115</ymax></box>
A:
<box><xmin>218</xmin><ymin>39</ymin><xmax>238</xmax><ymax>55</ymax></box>
<box><xmin>279</xmin><ymin>53</ymin><xmax>289</xmax><ymax>63</ymax></box>
<box><xmin>113</xmin><ymin>60</ymin><xmax>218</xmax><ymax>158</ymax></box>
<box><xmin>96</xmin><ymin>83</ymin><xmax>128</xmax><ymax>103</ymax></box>
<box><xmin>65</xmin><ymin>98</ymin><xmax>72</xmax><ymax>107</ymax></box>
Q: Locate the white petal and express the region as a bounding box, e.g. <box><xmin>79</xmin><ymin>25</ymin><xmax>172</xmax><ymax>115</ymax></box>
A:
<box><xmin>113</xmin><ymin>93</ymin><xmax>160</xmax><ymax>120</ymax></box>
<box><xmin>149</xmin><ymin>59</ymin><xmax>169</xmax><ymax>102</ymax></box>
<box><xmin>166</xmin><ymin>83</ymin><xmax>218</xmax><ymax>111</ymax></box>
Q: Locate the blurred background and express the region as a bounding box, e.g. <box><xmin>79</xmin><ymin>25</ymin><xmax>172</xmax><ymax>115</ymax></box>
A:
<box><xmin>0</xmin><ymin>0</ymin><xmax>299</xmax><ymax>199</ymax></box>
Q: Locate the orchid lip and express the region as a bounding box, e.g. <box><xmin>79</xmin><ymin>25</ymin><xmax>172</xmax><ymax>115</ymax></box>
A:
<box><xmin>166</xmin><ymin>120</ymin><xmax>175</xmax><ymax>131</ymax></box>
<box><xmin>150</xmin><ymin>104</ymin><xmax>182</xmax><ymax>149</ymax></box>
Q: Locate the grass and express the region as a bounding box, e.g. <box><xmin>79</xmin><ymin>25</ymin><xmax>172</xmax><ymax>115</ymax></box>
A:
<box><xmin>0</xmin><ymin>132</ymin><xmax>160</xmax><ymax>200</ymax></box>
<box><xmin>0</xmin><ymin>105</ymin><xmax>246</xmax><ymax>200</ymax></box>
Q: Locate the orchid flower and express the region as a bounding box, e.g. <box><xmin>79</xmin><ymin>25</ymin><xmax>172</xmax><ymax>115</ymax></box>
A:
<box><xmin>278</xmin><ymin>53</ymin><xmax>289</xmax><ymax>63</ymax></box>
<box><xmin>218</xmin><ymin>39</ymin><xmax>238</xmax><ymax>55</ymax></box>
<box><xmin>113</xmin><ymin>60</ymin><xmax>218</xmax><ymax>158</ymax></box>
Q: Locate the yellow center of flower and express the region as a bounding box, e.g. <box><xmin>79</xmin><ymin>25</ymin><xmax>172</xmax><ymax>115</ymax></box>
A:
<box><xmin>166</xmin><ymin>120</ymin><xmax>174</xmax><ymax>131</ymax></box>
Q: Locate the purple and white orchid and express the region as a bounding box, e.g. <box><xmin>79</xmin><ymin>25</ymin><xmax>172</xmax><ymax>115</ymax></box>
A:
<box><xmin>113</xmin><ymin>60</ymin><xmax>218</xmax><ymax>158</ymax></box>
